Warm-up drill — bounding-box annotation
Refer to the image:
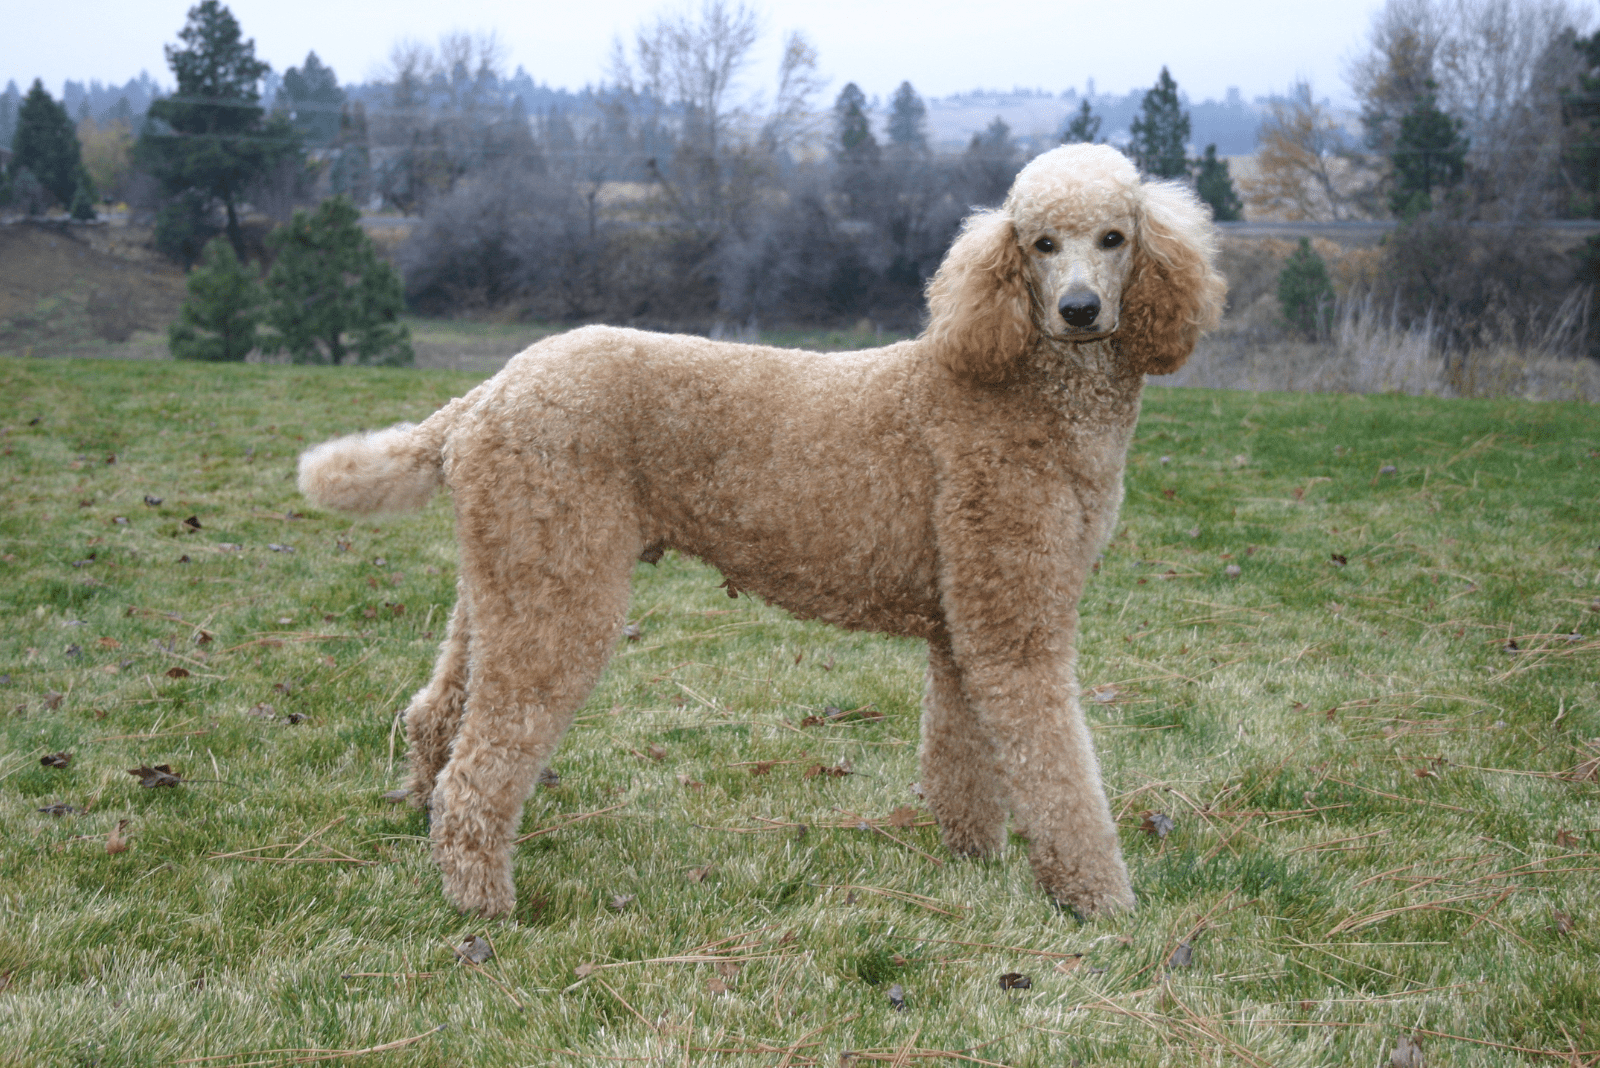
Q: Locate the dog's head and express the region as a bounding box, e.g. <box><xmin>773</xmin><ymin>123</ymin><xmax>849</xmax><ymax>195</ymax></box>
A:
<box><xmin>924</xmin><ymin>144</ymin><xmax>1226</xmax><ymax>382</ymax></box>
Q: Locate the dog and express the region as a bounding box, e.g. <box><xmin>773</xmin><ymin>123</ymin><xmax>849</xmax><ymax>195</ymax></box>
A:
<box><xmin>298</xmin><ymin>143</ymin><xmax>1225</xmax><ymax>918</ymax></box>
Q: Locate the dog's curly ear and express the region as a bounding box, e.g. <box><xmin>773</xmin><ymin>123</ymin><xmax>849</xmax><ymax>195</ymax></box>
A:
<box><xmin>1117</xmin><ymin>181</ymin><xmax>1227</xmax><ymax>375</ymax></box>
<box><xmin>924</xmin><ymin>210</ymin><xmax>1033</xmax><ymax>383</ymax></box>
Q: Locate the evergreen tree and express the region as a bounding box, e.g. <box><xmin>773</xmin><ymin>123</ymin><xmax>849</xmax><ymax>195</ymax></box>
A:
<box><xmin>281</xmin><ymin>51</ymin><xmax>344</xmax><ymax>147</ymax></box>
<box><xmin>136</xmin><ymin>1</ymin><xmax>302</xmax><ymax>258</ymax></box>
<box><xmin>330</xmin><ymin>101</ymin><xmax>372</xmax><ymax>207</ymax></box>
<box><xmin>0</xmin><ymin>81</ymin><xmax>20</xmax><ymax>153</ymax></box>
<box><xmin>1062</xmin><ymin>99</ymin><xmax>1101</xmax><ymax>144</ymax></box>
<box><xmin>1278</xmin><ymin>238</ymin><xmax>1334</xmax><ymax>338</ymax></box>
<box><xmin>886</xmin><ymin>81</ymin><xmax>927</xmax><ymax>152</ymax></box>
<box><xmin>832</xmin><ymin>83</ymin><xmax>878</xmax><ymax>158</ymax></box>
<box><xmin>1388</xmin><ymin>85</ymin><xmax>1467</xmax><ymax>218</ymax></box>
<box><xmin>965</xmin><ymin>117</ymin><xmax>1018</xmax><ymax>205</ymax></box>
<box><xmin>11</xmin><ymin>79</ymin><xmax>91</xmax><ymax>209</ymax></box>
<box><xmin>169</xmin><ymin>235</ymin><xmax>261</xmax><ymax>360</ymax></box>
<box><xmin>262</xmin><ymin>197</ymin><xmax>411</xmax><ymax>365</ymax></box>
<box><xmin>1195</xmin><ymin>144</ymin><xmax>1242</xmax><ymax>221</ymax></box>
<box><xmin>1128</xmin><ymin>67</ymin><xmax>1190</xmax><ymax>179</ymax></box>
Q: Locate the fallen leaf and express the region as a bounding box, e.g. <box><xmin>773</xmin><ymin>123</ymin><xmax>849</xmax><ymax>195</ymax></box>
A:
<box><xmin>715</xmin><ymin>960</ymin><xmax>742</xmax><ymax>979</ymax></box>
<box><xmin>622</xmin><ymin>623</ymin><xmax>642</xmax><ymax>641</ymax></box>
<box><xmin>1223</xmin><ymin>564</ymin><xmax>1242</xmax><ymax>578</ymax></box>
<box><xmin>455</xmin><ymin>935</ymin><xmax>494</xmax><ymax>964</ymax></box>
<box><xmin>705</xmin><ymin>976</ymin><xmax>730</xmax><ymax>995</ymax></box>
<box><xmin>998</xmin><ymin>972</ymin><xmax>1032</xmax><ymax>992</ymax></box>
<box><xmin>574</xmin><ymin>963</ymin><xmax>600</xmax><ymax>979</ymax></box>
<box><xmin>608</xmin><ymin>894</ymin><xmax>635</xmax><ymax>911</ymax></box>
<box><xmin>538</xmin><ymin>767</ymin><xmax>561</xmax><ymax>788</ymax></box>
<box><xmin>718</xmin><ymin>578</ymin><xmax>740</xmax><ymax>599</ymax></box>
<box><xmin>1054</xmin><ymin>955</ymin><xmax>1085</xmax><ymax>974</ymax></box>
<box><xmin>1140</xmin><ymin>812</ymin><xmax>1175</xmax><ymax>839</ymax></box>
<box><xmin>285</xmin><ymin>712</ymin><xmax>307</xmax><ymax>725</ymax></box>
<box><xmin>39</xmin><ymin>752</ymin><xmax>72</xmax><ymax>769</ymax></box>
<box><xmin>885</xmin><ymin>806</ymin><xmax>918</xmax><ymax>829</ymax></box>
<box><xmin>143</xmin><ymin>495</ymin><xmax>163</xmax><ymax>506</ymax></box>
<box><xmin>749</xmin><ymin>761</ymin><xmax>776</xmax><ymax>776</ymax></box>
<box><xmin>1331</xmin><ymin>552</ymin><xmax>1348</xmax><ymax>566</ymax></box>
<box><xmin>165</xmin><ymin>667</ymin><xmax>190</xmax><ymax>679</ymax></box>
<box><xmin>248</xmin><ymin>703</ymin><xmax>276</xmax><ymax>719</ymax></box>
<box><xmin>677</xmin><ymin>774</ymin><xmax>703</xmax><ymax>791</ymax></box>
<box><xmin>42</xmin><ymin>692</ymin><xmax>64</xmax><ymax>710</ymax></box>
<box><xmin>887</xmin><ymin>983</ymin><xmax>906</xmax><ymax>1011</ymax></box>
<box><xmin>98</xmin><ymin>636</ymin><xmax>120</xmax><ymax>649</ymax></box>
<box><xmin>687</xmin><ymin>864</ymin><xmax>713</xmax><ymax>884</ymax></box>
<box><xmin>182</xmin><ymin>516</ymin><xmax>202</xmax><ymax>531</ymax></box>
<box><xmin>1166</xmin><ymin>942</ymin><xmax>1194</xmax><ymax>970</ymax></box>
<box><xmin>1379</xmin><ymin>465</ymin><xmax>1397</xmax><ymax>476</ymax></box>
<box><xmin>128</xmin><ymin>764</ymin><xmax>183</xmax><ymax>788</ymax></box>
<box><xmin>381</xmin><ymin>789</ymin><xmax>410</xmax><ymax>803</ymax></box>
<box><xmin>1390</xmin><ymin>1034</ymin><xmax>1424</xmax><ymax>1068</ymax></box>
<box><xmin>646</xmin><ymin>745</ymin><xmax>667</xmax><ymax>762</ymax></box>
<box><xmin>803</xmin><ymin>760</ymin><xmax>853</xmax><ymax>779</ymax></box>
<box><xmin>38</xmin><ymin>802</ymin><xmax>81</xmax><ymax>816</ymax></box>
<box><xmin>267</xmin><ymin>543</ymin><xmax>295</xmax><ymax>553</ymax></box>
<box><xmin>1551</xmin><ymin>910</ymin><xmax>1576</xmax><ymax>936</ymax></box>
<box><xmin>1555</xmin><ymin>828</ymin><xmax>1581</xmax><ymax>849</ymax></box>
<box><xmin>106</xmin><ymin>819</ymin><xmax>130</xmax><ymax>854</ymax></box>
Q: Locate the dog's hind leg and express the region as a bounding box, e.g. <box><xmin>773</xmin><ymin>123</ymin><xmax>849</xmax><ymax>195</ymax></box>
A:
<box><xmin>401</xmin><ymin>584</ymin><xmax>472</xmax><ymax>808</ymax></box>
<box><xmin>428</xmin><ymin>485</ymin><xmax>638</xmax><ymax>918</ymax></box>
<box><xmin>919</xmin><ymin>636</ymin><xmax>1007</xmax><ymax>858</ymax></box>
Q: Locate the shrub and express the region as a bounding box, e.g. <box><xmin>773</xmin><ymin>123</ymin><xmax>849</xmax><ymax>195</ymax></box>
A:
<box><xmin>1278</xmin><ymin>238</ymin><xmax>1334</xmax><ymax>339</ymax></box>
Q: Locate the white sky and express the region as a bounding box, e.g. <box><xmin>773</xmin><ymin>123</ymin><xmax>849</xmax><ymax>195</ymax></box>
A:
<box><xmin>6</xmin><ymin>0</ymin><xmax>1382</xmax><ymax>106</ymax></box>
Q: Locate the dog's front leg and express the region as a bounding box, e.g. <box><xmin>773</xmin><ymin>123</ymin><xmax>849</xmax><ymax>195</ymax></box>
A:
<box><xmin>919</xmin><ymin>636</ymin><xmax>1007</xmax><ymax>857</ymax></box>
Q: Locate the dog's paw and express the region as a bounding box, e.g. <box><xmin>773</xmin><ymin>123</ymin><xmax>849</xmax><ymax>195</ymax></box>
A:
<box><xmin>1029</xmin><ymin>844</ymin><xmax>1136</xmax><ymax>918</ymax></box>
<box><xmin>437</xmin><ymin>849</ymin><xmax>516</xmax><ymax>918</ymax></box>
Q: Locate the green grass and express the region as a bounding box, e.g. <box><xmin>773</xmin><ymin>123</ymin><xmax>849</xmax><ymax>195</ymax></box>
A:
<box><xmin>1</xmin><ymin>358</ymin><xmax>1597</xmax><ymax>1066</ymax></box>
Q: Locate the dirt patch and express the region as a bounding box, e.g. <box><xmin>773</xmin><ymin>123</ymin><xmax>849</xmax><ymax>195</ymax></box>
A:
<box><xmin>0</xmin><ymin>221</ymin><xmax>186</xmax><ymax>357</ymax></box>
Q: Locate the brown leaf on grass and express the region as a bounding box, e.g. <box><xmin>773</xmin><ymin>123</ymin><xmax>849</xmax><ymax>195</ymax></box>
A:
<box><xmin>621</xmin><ymin>622</ymin><xmax>642</xmax><ymax>641</ymax></box>
<box><xmin>1555</xmin><ymin>828</ymin><xmax>1581</xmax><ymax>849</ymax></box>
<box><xmin>1551</xmin><ymin>910</ymin><xmax>1576</xmax><ymax>936</ymax></box>
<box><xmin>715</xmin><ymin>960</ymin><xmax>742</xmax><ymax>979</ymax></box>
<box><xmin>538</xmin><ymin>767</ymin><xmax>561</xmax><ymax>788</ymax></box>
<box><xmin>1053</xmin><ymin>955</ymin><xmax>1086</xmax><ymax>974</ymax></box>
<box><xmin>248</xmin><ymin>703</ymin><xmax>276</xmax><ymax>719</ymax></box>
<box><xmin>165</xmin><ymin>667</ymin><xmax>190</xmax><ymax>679</ymax></box>
<box><xmin>285</xmin><ymin>712</ymin><xmax>307</xmax><ymax>725</ymax></box>
<box><xmin>885</xmin><ymin>806</ymin><xmax>919</xmax><ymax>829</ymax></box>
<box><xmin>40</xmin><ymin>752</ymin><xmax>72</xmax><ymax>769</ymax></box>
<box><xmin>646</xmin><ymin>744</ymin><xmax>667</xmax><ymax>762</ymax></box>
<box><xmin>1561</xmin><ymin>756</ymin><xmax>1600</xmax><ymax>783</ymax></box>
<box><xmin>454</xmin><ymin>935</ymin><xmax>494</xmax><ymax>964</ymax></box>
<box><xmin>1390</xmin><ymin>1034</ymin><xmax>1424</xmax><ymax>1068</ymax></box>
<box><xmin>42</xmin><ymin>692</ymin><xmax>64</xmax><ymax>710</ymax></box>
<box><xmin>998</xmin><ymin>972</ymin><xmax>1032</xmax><ymax>992</ymax></box>
<box><xmin>106</xmin><ymin>819</ymin><xmax>130</xmax><ymax>854</ymax></box>
<box><xmin>1331</xmin><ymin>553</ymin><xmax>1348</xmax><ymax>566</ymax></box>
<box><xmin>705</xmin><ymin>976</ymin><xmax>730</xmax><ymax>995</ymax></box>
<box><xmin>128</xmin><ymin>764</ymin><xmax>182</xmax><ymax>788</ymax></box>
<box><xmin>687</xmin><ymin>864</ymin><xmax>714</xmax><ymax>884</ymax></box>
<box><xmin>749</xmin><ymin>761</ymin><xmax>777</xmax><ymax>776</ymax></box>
<box><xmin>1140</xmin><ymin>812</ymin><xmax>1175</xmax><ymax>839</ymax></box>
<box><xmin>182</xmin><ymin>516</ymin><xmax>202</xmax><ymax>531</ymax></box>
<box><xmin>803</xmin><ymin>759</ymin><xmax>853</xmax><ymax>780</ymax></box>
<box><xmin>98</xmin><ymin>636</ymin><xmax>120</xmax><ymax>649</ymax></box>
<box><xmin>608</xmin><ymin>894</ymin><xmax>635</xmax><ymax>911</ymax></box>
<box><xmin>573</xmin><ymin>962</ymin><xmax>600</xmax><ymax>979</ymax></box>
<box><xmin>677</xmin><ymin>774</ymin><xmax>704</xmax><ymax>791</ymax></box>
<box><xmin>718</xmin><ymin>578</ymin><xmax>740</xmax><ymax>599</ymax></box>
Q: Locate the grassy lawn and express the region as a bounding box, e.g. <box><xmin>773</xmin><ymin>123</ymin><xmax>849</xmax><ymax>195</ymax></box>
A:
<box><xmin>1</xmin><ymin>356</ymin><xmax>1597</xmax><ymax>1066</ymax></box>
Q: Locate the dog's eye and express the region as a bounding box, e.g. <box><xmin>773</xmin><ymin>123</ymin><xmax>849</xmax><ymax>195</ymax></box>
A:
<box><xmin>1100</xmin><ymin>231</ymin><xmax>1125</xmax><ymax>249</ymax></box>
<box><xmin>1033</xmin><ymin>237</ymin><xmax>1055</xmax><ymax>253</ymax></box>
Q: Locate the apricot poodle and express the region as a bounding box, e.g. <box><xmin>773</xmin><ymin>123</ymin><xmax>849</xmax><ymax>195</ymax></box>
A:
<box><xmin>299</xmin><ymin>144</ymin><xmax>1226</xmax><ymax>919</ymax></box>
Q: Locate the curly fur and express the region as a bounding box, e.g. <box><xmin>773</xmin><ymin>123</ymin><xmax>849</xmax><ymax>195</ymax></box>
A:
<box><xmin>299</xmin><ymin>144</ymin><xmax>1226</xmax><ymax>919</ymax></box>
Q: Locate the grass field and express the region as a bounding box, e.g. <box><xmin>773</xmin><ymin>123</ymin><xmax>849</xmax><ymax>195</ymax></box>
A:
<box><xmin>1</xmin><ymin>356</ymin><xmax>1597</xmax><ymax>1067</ymax></box>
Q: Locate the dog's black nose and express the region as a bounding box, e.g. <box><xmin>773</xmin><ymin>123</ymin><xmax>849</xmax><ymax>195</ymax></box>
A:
<box><xmin>1058</xmin><ymin>291</ymin><xmax>1101</xmax><ymax>330</ymax></box>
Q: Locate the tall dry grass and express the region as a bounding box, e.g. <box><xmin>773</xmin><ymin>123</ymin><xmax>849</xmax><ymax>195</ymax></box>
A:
<box><xmin>1171</xmin><ymin>292</ymin><xmax>1600</xmax><ymax>401</ymax></box>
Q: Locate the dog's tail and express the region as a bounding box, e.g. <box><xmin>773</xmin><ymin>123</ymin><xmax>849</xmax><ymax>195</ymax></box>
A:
<box><xmin>297</xmin><ymin>393</ymin><xmax>471</xmax><ymax>516</ymax></box>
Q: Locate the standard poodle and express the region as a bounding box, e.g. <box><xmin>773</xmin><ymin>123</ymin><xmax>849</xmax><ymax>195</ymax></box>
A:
<box><xmin>298</xmin><ymin>144</ymin><xmax>1226</xmax><ymax>919</ymax></box>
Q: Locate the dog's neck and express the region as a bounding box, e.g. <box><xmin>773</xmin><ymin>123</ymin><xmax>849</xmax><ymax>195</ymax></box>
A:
<box><xmin>1024</xmin><ymin>336</ymin><xmax>1145</xmax><ymax>430</ymax></box>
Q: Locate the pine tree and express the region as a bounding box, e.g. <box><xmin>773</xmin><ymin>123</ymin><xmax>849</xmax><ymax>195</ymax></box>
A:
<box><xmin>169</xmin><ymin>236</ymin><xmax>261</xmax><ymax>360</ymax></box>
<box><xmin>262</xmin><ymin>197</ymin><xmax>411</xmax><ymax>365</ymax></box>
<box><xmin>11</xmin><ymin>79</ymin><xmax>91</xmax><ymax>209</ymax></box>
<box><xmin>965</xmin><ymin>117</ymin><xmax>1017</xmax><ymax>205</ymax></box>
<box><xmin>1278</xmin><ymin>238</ymin><xmax>1334</xmax><ymax>339</ymax></box>
<box><xmin>833</xmin><ymin>83</ymin><xmax>878</xmax><ymax>159</ymax></box>
<box><xmin>1389</xmin><ymin>86</ymin><xmax>1467</xmax><ymax>218</ymax></box>
<box><xmin>136</xmin><ymin>1</ymin><xmax>302</xmax><ymax>258</ymax></box>
<box><xmin>886</xmin><ymin>82</ymin><xmax>927</xmax><ymax>153</ymax></box>
<box><xmin>281</xmin><ymin>51</ymin><xmax>344</xmax><ymax>147</ymax></box>
<box><xmin>1062</xmin><ymin>99</ymin><xmax>1101</xmax><ymax>144</ymax></box>
<box><xmin>1195</xmin><ymin>144</ymin><xmax>1242</xmax><ymax>221</ymax></box>
<box><xmin>1128</xmin><ymin>67</ymin><xmax>1190</xmax><ymax>179</ymax></box>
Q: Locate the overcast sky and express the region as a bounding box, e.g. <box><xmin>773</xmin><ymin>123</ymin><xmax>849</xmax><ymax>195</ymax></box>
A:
<box><xmin>6</xmin><ymin>0</ymin><xmax>1383</xmax><ymax>106</ymax></box>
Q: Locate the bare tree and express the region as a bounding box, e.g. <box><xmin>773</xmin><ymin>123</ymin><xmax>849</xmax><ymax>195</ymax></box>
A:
<box><xmin>1241</xmin><ymin>82</ymin><xmax>1380</xmax><ymax>220</ymax></box>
